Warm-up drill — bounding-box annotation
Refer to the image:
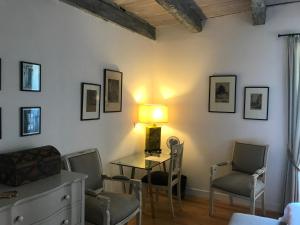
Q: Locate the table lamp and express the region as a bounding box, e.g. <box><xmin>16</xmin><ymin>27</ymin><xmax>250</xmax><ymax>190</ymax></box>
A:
<box><xmin>138</xmin><ymin>104</ymin><xmax>168</xmax><ymax>154</ymax></box>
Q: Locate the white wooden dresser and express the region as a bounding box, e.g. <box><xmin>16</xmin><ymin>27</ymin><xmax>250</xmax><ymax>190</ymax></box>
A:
<box><xmin>0</xmin><ymin>170</ymin><xmax>87</xmax><ymax>225</ymax></box>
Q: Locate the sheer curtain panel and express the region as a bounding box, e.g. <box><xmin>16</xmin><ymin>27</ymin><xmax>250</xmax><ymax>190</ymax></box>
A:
<box><xmin>284</xmin><ymin>35</ymin><xmax>300</xmax><ymax>205</ymax></box>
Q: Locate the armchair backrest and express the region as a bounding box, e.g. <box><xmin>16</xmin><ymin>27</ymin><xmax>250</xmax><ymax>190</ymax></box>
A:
<box><xmin>63</xmin><ymin>149</ymin><xmax>104</xmax><ymax>191</ymax></box>
<box><xmin>169</xmin><ymin>142</ymin><xmax>184</xmax><ymax>178</ymax></box>
<box><xmin>232</xmin><ymin>142</ymin><xmax>268</xmax><ymax>174</ymax></box>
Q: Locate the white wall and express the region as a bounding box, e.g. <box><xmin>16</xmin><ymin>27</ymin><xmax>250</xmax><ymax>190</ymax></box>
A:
<box><xmin>0</xmin><ymin>0</ymin><xmax>155</xmax><ymax>172</ymax></box>
<box><xmin>152</xmin><ymin>3</ymin><xmax>300</xmax><ymax>211</ymax></box>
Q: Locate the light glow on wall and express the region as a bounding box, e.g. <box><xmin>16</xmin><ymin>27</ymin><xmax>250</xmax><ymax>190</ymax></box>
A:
<box><xmin>134</xmin><ymin>86</ymin><xmax>148</xmax><ymax>103</ymax></box>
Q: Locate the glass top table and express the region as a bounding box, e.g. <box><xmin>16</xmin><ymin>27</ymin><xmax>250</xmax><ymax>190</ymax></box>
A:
<box><xmin>110</xmin><ymin>152</ymin><xmax>171</xmax><ymax>170</ymax></box>
<box><xmin>110</xmin><ymin>152</ymin><xmax>171</xmax><ymax>218</ymax></box>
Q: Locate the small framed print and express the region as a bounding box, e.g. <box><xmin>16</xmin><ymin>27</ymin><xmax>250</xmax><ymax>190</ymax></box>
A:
<box><xmin>0</xmin><ymin>108</ymin><xmax>2</xmax><ymax>139</ymax></box>
<box><xmin>81</xmin><ymin>83</ymin><xmax>101</xmax><ymax>120</ymax></box>
<box><xmin>104</xmin><ymin>69</ymin><xmax>122</xmax><ymax>113</ymax></box>
<box><xmin>20</xmin><ymin>107</ymin><xmax>41</xmax><ymax>136</ymax></box>
<box><xmin>20</xmin><ymin>61</ymin><xmax>41</xmax><ymax>92</ymax></box>
<box><xmin>244</xmin><ymin>87</ymin><xmax>269</xmax><ymax>120</ymax></box>
<box><xmin>0</xmin><ymin>58</ymin><xmax>2</xmax><ymax>90</ymax></box>
<box><xmin>209</xmin><ymin>75</ymin><xmax>237</xmax><ymax>113</ymax></box>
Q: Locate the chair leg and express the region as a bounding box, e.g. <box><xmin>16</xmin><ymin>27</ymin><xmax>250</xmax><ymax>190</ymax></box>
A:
<box><xmin>177</xmin><ymin>181</ymin><xmax>182</xmax><ymax>208</ymax></box>
<box><xmin>261</xmin><ymin>193</ymin><xmax>266</xmax><ymax>216</ymax></box>
<box><xmin>209</xmin><ymin>187</ymin><xmax>214</xmax><ymax>216</ymax></box>
<box><xmin>142</xmin><ymin>184</ymin><xmax>147</xmax><ymax>211</ymax></box>
<box><xmin>155</xmin><ymin>188</ymin><xmax>159</xmax><ymax>202</ymax></box>
<box><xmin>250</xmin><ymin>198</ymin><xmax>256</xmax><ymax>215</ymax></box>
<box><xmin>136</xmin><ymin>211</ymin><xmax>142</xmax><ymax>225</ymax></box>
<box><xmin>168</xmin><ymin>187</ymin><xmax>175</xmax><ymax>217</ymax></box>
<box><xmin>229</xmin><ymin>196</ymin><xmax>234</xmax><ymax>206</ymax></box>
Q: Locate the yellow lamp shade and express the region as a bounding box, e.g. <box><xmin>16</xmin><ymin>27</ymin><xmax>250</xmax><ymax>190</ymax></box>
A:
<box><xmin>138</xmin><ymin>104</ymin><xmax>168</xmax><ymax>124</ymax></box>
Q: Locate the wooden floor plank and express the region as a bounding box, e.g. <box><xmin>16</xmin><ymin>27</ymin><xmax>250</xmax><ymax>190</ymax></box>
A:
<box><xmin>129</xmin><ymin>195</ymin><xmax>280</xmax><ymax>225</ymax></box>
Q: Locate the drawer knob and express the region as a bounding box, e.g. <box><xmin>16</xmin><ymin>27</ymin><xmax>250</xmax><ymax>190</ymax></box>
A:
<box><xmin>15</xmin><ymin>216</ymin><xmax>24</xmax><ymax>223</ymax></box>
<box><xmin>63</xmin><ymin>195</ymin><xmax>70</xmax><ymax>200</ymax></box>
<box><xmin>62</xmin><ymin>219</ymin><xmax>69</xmax><ymax>224</ymax></box>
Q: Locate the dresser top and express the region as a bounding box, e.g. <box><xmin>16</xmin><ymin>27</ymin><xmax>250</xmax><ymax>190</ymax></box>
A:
<box><xmin>0</xmin><ymin>170</ymin><xmax>87</xmax><ymax>210</ymax></box>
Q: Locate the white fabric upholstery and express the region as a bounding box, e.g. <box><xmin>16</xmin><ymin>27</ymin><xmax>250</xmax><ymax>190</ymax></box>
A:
<box><xmin>279</xmin><ymin>202</ymin><xmax>300</xmax><ymax>225</ymax></box>
<box><xmin>229</xmin><ymin>213</ymin><xmax>286</xmax><ymax>225</ymax></box>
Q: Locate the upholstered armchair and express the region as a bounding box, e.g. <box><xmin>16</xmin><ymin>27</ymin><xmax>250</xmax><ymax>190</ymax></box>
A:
<box><xmin>209</xmin><ymin>142</ymin><xmax>269</xmax><ymax>216</ymax></box>
<box><xmin>63</xmin><ymin>149</ymin><xmax>142</xmax><ymax>225</ymax></box>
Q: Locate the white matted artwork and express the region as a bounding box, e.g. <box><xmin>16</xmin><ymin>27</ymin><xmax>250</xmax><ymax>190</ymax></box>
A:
<box><xmin>104</xmin><ymin>69</ymin><xmax>122</xmax><ymax>112</ymax></box>
<box><xmin>209</xmin><ymin>75</ymin><xmax>237</xmax><ymax>113</ymax></box>
<box><xmin>244</xmin><ymin>86</ymin><xmax>269</xmax><ymax>120</ymax></box>
<box><xmin>20</xmin><ymin>61</ymin><xmax>41</xmax><ymax>92</ymax></box>
<box><xmin>81</xmin><ymin>83</ymin><xmax>101</xmax><ymax>120</ymax></box>
<box><xmin>20</xmin><ymin>107</ymin><xmax>41</xmax><ymax>136</ymax></box>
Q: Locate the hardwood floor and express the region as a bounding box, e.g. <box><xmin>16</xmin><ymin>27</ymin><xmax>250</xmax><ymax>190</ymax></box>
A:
<box><xmin>129</xmin><ymin>195</ymin><xmax>280</xmax><ymax>225</ymax></box>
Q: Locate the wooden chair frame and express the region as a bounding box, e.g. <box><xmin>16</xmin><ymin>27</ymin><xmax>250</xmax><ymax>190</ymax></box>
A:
<box><xmin>63</xmin><ymin>149</ymin><xmax>142</xmax><ymax>225</ymax></box>
<box><xmin>144</xmin><ymin>142</ymin><xmax>184</xmax><ymax>217</ymax></box>
<box><xmin>209</xmin><ymin>142</ymin><xmax>269</xmax><ymax>216</ymax></box>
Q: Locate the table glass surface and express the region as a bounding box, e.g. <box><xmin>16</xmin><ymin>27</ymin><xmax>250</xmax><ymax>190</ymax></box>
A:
<box><xmin>110</xmin><ymin>153</ymin><xmax>171</xmax><ymax>170</ymax></box>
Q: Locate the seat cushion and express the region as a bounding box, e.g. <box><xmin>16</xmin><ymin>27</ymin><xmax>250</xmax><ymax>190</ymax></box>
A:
<box><xmin>212</xmin><ymin>172</ymin><xmax>264</xmax><ymax>197</ymax></box>
<box><xmin>85</xmin><ymin>192</ymin><xmax>139</xmax><ymax>225</ymax></box>
<box><xmin>141</xmin><ymin>171</ymin><xmax>169</xmax><ymax>186</ymax></box>
<box><xmin>229</xmin><ymin>213</ymin><xmax>286</xmax><ymax>225</ymax></box>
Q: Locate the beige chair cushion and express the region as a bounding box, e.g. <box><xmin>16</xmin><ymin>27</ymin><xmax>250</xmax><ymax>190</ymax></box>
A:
<box><xmin>212</xmin><ymin>172</ymin><xmax>264</xmax><ymax>197</ymax></box>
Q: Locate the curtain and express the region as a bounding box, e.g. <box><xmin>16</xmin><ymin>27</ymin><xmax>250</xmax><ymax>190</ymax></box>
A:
<box><xmin>284</xmin><ymin>35</ymin><xmax>300</xmax><ymax>205</ymax></box>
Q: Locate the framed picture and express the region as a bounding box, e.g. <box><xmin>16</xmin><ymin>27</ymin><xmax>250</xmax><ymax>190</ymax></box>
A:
<box><xmin>0</xmin><ymin>58</ymin><xmax>2</xmax><ymax>91</ymax></box>
<box><xmin>81</xmin><ymin>83</ymin><xmax>101</xmax><ymax>120</ymax></box>
<box><xmin>0</xmin><ymin>108</ymin><xmax>1</xmax><ymax>139</ymax></box>
<box><xmin>244</xmin><ymin>86</ymin><xmax>269</xmax><ymax>120</ymax></box>
<box><xmin>20</xmin><ymin>107</ymin><xmax>41</xmax><ymax>136</ymax></box>
<box><xmin>103</xmin><ymin>69</ymin><xmax>122</xmax><ymax>113</ymax></box>
<box><xmin>209</xmin><ymin>75</ymin><xmax>237</xmax><ymax>113</ymax></box>
<box><xmin>20</xmin><ymin>61</ymin><xmax>41</xmax><ymax>92</ymax></box>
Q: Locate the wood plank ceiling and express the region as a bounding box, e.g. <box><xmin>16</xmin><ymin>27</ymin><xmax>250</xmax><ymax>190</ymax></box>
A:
<box><xmin>60</xmin><ymin>0</ymin><xmax>300</xmax><ymax>40</ymax></box>
<box><xmin>112</xmin><ymin>0</ymin><xmax>251</xmax><ymax>27</ymax></box>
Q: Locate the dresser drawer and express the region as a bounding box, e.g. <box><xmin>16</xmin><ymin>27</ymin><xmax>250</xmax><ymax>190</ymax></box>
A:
<box><xmin>33</xmin><ymin>202</ymin><xmax>82</xmax><ymax>225</ymax></box>
<box><xmin>12</xmin><ymin>181</ymin><xmax>82</xmax><ymax>225</ymax></box>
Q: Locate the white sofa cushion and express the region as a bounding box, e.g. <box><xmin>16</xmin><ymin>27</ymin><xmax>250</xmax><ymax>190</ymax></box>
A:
<box><xmin>229</xmin><ymin>213</ymin><xmax>286</xmax><ymax>225</ymax></box>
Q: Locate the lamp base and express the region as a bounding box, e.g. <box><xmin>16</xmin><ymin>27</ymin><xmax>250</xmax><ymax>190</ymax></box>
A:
<box><xmin>145</xmin><ymin>126</ymin><xmax>161</xmax><ymax>154</ymax></box>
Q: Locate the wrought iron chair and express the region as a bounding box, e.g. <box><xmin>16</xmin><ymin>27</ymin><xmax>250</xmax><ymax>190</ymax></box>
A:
<box><xmin>141</xmin><ymin>142</ymin><xmax>184</xmax><ymax>217</ymax></box>
<box><xmin>63</xmin><ymin>149</ymin><xmax>142</xmax><ymax>225</ymax></box>
<box><xmin>209</xmin><ymin>142</ymin><xmax>269</xmax><ymax>216</ymax></box>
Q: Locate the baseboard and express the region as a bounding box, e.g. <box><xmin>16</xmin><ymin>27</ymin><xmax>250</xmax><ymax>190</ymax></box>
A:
<box><xmin>185</xmin><ymin>187</ymin><xmax>282</xmax><ymax>213</ymax></box>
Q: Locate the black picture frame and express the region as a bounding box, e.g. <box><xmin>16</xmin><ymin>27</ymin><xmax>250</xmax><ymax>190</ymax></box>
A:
<box><xmin>81</xmin><ymin>83</ymin><xmax>101</xmax><ymax>120</ymax></box>
<box><xmin>20</xmin><ymin>61</ymin><xmax>41</xmax><ymax>92</ymax></box>
<box><xmin>20</xmin><ymin>107</ymin><xmax>41</xmax><ymax>136</ymax></box>
<box><xmin>243</xmin><ymin>86</ymin><xmax>269</xmax><ymax>120</ymax></box>
<box><xmin>103</xmin><ymin>69</ymin><xmax>123</xmax><ymax>113</ymax></box>
<box><xmin>0</xmin><ymin>108</ymin><xmax>2</xmax><ymax>139</ymax></box>
<box><xmin>208</xmin><ymin>75</ymin><xmax>237</xmax><ymax>113</ymax></box>
<box><xmin>0</xmin><ymin>58</ymin><xmax>2</xmax><ymax>91</ymax></box>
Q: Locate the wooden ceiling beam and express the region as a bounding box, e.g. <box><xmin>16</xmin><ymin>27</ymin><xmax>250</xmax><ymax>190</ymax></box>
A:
<box><xmin>251</xmin><ymin>0</ymin><xmax>266</xmax><ymax>25</ymax></box>
<box><xmin>60</xmin><ymin>0</ymin><xmax>156</xmax><ymax>40</ymax></box>
<box><xmin>155</xmin><ymin>0</ymin><xmax>206</xmax><ymax>32</ymax></box>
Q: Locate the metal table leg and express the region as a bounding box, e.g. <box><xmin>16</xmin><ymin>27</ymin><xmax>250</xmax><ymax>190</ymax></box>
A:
<box><xmin>119</xmin><ymin>165</ymin><xmax>126</xmax><ymax>193</ymax></box>
<box><xmin>147</xmin><ymin>169</ymin><xmax>155</xmax><ymax>218</ymax></box>
<box><xmin>129</xmin><ymin>167</ymin><xmax>136</xmax><ymax>194</ymax></box>
<box><xmin>163</xmin><ymin>162</ymin><xmax>167</xmax><ymax>172</ymax></box>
